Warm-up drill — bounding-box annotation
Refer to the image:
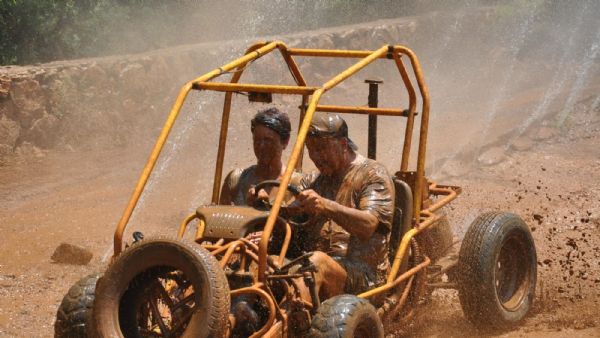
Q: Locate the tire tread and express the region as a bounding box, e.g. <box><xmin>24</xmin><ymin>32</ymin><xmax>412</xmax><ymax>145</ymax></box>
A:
<box><xmin>91</xmin><ymin>236</ymin><xmax>230</xmax><ymax>337</ymax></box>
<box><xmin>54</xmin><ymin>273</ymin><xmax>101</xmax><ymax>338</ymax></box>
<box><xmin>309</xmin><ymin>294</ymin><xmax>383</xmax><ymax>338</ymax></box>
<box><xmin>458</xmin><ymin>212</ymin><xmax>536</xmax><ymax>329</ymax></box>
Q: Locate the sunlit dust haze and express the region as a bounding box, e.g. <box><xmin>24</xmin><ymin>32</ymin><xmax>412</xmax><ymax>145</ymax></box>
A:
<box><xmin>118</xmin><ymin>0</ymin><xmax>600</xmax><ymax>226</ymax></box>
<box><xmin>1</xmin><ymin>2</ymin><xmax>600</xmax><ymax>335</ymax></box>
<box><xmin>2</xmin><ymin>0</ymin><xmax>600</xmax><ymax>255</ymax></box>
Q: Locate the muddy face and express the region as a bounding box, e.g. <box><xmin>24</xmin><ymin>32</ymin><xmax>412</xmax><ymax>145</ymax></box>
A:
<box><xmin>306</xmin><ymin>136</ymin><xmax>349</xmax><ymax>177</ymax></box>
<box><xmin>252</xmin><ymin>124</ymin><xmax>286</xmax><ymax>168</ymax></box>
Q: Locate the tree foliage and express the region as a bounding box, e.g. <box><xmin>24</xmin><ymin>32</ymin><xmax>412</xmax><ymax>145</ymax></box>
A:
<box><xmin>0</xmin><ymin>0</ymin><xmax>204</xmax><ymax>65</ymax></box>
<box><xmin>0</xmin><ymin>0</ymin><xmax>570</xmax><ymax>66</ymax></box>
<box><xmin>0</xmin><ymin>0</ymin><xmax>424</xmax><ymax>65</ymax></box>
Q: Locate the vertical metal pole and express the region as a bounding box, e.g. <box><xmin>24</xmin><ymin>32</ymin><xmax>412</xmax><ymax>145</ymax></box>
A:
<box><xmin>296</xmin><ymin>95</ymin><xmax>308</xmax><ymax>171</ymax></box>
<box><xmin>365</xmin><ymin>79</ymin><xmax>383</xmax><ymax>160</ymax></box>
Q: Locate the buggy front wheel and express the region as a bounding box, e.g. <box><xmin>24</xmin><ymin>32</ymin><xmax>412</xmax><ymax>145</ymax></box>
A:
<box><xmin>90</xmin><ymin>237</ymin><xmax>230</xmax><ymax>337</ymax></box>
<box><xmin>308</xmin><ymin>294</ymin><xmax>384</xmax><ymax>338</ymax></box>
<box><xmin>54</xmin><ymin>273</ymin><xmax>101</xmax><ymax>338</ymax></box>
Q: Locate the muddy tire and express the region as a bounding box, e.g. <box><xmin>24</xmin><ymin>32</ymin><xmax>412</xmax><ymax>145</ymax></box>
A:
<box><xmin>90</xmin><ymin>237</ymin><xmax>230</xmax><ymax>338</ymax></box>
<box><xmin>308</xmin><ymin>294</ymin><xmax>384</xmax><ymax>338</ymax></box>
<box><xmin>54</xmin><ymin>273</ymin><xmax>101</xmax><ymax>338</ymax></box>
<box><xmin>458</xmin><ymin>212</ymin><xmax>537</xmax><ymax>329</ymax></box>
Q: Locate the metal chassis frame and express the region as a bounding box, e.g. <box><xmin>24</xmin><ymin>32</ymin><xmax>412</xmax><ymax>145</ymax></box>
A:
<box><xmin>112</xmin><ymin>40</ymin><xmax>461</xmax><ymax>301</ymax></box>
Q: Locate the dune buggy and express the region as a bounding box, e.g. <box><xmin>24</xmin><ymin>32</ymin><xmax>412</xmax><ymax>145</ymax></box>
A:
<box><xmin>55</xmin><ymin>41</ymin><xmax>538</xmax><ymax>337</ymax></box>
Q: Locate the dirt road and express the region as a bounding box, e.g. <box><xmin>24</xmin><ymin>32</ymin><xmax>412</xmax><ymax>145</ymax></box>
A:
<box><xmin>0</xmin><ymin>95</ymin><xmax>599</xmax><ymax>337</ymax></box>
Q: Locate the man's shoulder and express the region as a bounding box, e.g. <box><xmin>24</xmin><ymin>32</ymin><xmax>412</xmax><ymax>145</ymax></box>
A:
<box><xmin>352</xmin><ymin>154</ymin><xmax>391</xmax><ymax>179</ymax></box>
<box><xmin>225</xmin><ymin>165</ymin><xmax>257</xmax><ymax>187</ymax></box>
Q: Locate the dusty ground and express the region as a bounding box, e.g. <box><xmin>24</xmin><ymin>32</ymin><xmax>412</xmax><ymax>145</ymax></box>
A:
<box><xmin>0</xmin><ymin>96</ymin><xmax>599</xmax><ymax>337</ymax></box>
<box><xmin>414</xmin><ymin>100</ymin><xmax>600</xmax><ymax>337</ymax></box>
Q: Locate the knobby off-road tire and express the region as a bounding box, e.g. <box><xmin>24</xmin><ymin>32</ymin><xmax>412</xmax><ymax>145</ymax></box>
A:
<box><xmin>90</xmin><ymin>237</ymin><xmax>230</xmax><ymax>338</ymax></box>
<box><xmin>458</xmin><ymin>212</ymin><xmax>537</xmax><ymax>329</ymax></box>
<box><xmin>54</xmin><ymin>273</ymin><xmax>101</xmax><ymax>338</ymax></box>
<box><xmin>308</xmin><ymin>294</ymin><xmax>384</xmax><ymax>338</ymax></box>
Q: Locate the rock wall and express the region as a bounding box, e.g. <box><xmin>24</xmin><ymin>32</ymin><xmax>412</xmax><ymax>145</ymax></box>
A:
<box><xmin>0</xmin><ymin>9</ymin><xmax>493</xmax><ymax>160</ymax></box>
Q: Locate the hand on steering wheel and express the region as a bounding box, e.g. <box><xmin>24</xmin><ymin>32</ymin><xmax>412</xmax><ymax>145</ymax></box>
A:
<box><xmin>251</xmin><ymin>179</ymin><xmax>301</xmax><ymax>208</ymax></box>
<box><xmin>251</xmin><ymin>180</ymin><xmax>309</xmax><ymax>226</ymax></box>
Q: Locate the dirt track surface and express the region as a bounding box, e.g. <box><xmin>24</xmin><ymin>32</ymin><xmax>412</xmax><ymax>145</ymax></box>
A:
<box><xmin>1</xmin><ymin>99</ymin><xmax>599</xmax><ymax>337</ymax></box>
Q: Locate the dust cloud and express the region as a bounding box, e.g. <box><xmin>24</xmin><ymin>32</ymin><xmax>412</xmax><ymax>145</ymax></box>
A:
<box><xmin>92</xmin><ymin>1</ymin><xmax>466</xmax><ymax>57</ymax></box>
<box><xmin>1</xmin><ymin>1</ymin><xmax>600</xmax><ymax>336</ymax></box>
<box><xmin>72</xmin><ymin>0</ymin><xmax>600</xmax><ymax>236</ymax></box>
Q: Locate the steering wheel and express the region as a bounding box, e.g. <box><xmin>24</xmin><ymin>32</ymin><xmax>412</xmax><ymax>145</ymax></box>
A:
<box><xmin>253</xmin><ymin>180</ymin><xmax>309</xmax><ymax>226</ymax></box>
<box><xmin>254</xmin><ymin>179</ymin><xmax>301</xmax><ymax>200</ymax></box>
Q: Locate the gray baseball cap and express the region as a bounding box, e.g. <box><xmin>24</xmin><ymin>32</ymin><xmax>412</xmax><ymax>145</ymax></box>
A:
<box><xmin>308</xmin><ymin>113</ymin><xmax>358</xmax><ymax>151</ymax></box>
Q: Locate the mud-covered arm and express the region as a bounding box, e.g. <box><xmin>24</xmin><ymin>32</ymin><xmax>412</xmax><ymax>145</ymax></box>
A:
<box><xmin>299</xmin><ymin>189</ymin><xmax>379</xmax><ymax>241</ymax></box>
<box><xmin>296</xmin><ymin>165</ymin><xmax>394</xmax><ymax>241</ymax></box>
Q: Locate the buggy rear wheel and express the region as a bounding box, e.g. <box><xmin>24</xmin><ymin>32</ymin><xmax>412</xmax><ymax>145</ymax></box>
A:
<box><xmin>457</xmin><ymin>212</ymin><xmax>537</xmax><ymax>329</ymax></box>
<box><xmin>91</xmin><ymin>237</ymin><xmax>230</xmax><ymax>337</ymax></box>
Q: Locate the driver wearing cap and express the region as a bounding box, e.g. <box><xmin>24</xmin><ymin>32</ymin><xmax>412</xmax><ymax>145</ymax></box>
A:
<box><xmin>294</xmin><ymin>113</ymin><xmax>395</xmax><ymax>297</ymax></box>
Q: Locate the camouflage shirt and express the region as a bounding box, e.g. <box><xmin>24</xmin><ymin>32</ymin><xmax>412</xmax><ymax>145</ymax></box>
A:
<box><xmin>298</xmin><ymin>154</ymin><xmax>395</xmax><ymax>286</ymax></box>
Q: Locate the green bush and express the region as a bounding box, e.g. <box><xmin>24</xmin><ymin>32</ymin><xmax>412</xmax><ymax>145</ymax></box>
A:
<box><xmin>0</xmin><ymin>0</ymin><xmax>423</xmax><ymax>65</ymax></box>
<box><xmin>0</xmin><ymin>0</ymin><xmax>567</xmax><ymax>66</ymax></box>
<box><xmin>0</xmin><ymin>0</ymin><xmax>199</xmax><ymax>65</ymax></box>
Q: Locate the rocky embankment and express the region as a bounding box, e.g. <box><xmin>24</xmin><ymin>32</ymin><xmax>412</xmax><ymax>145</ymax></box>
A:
<box><xmin>0</xmin><ymin>8</ymin><xmax>494</xmax><ymax>161</ymax></box>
